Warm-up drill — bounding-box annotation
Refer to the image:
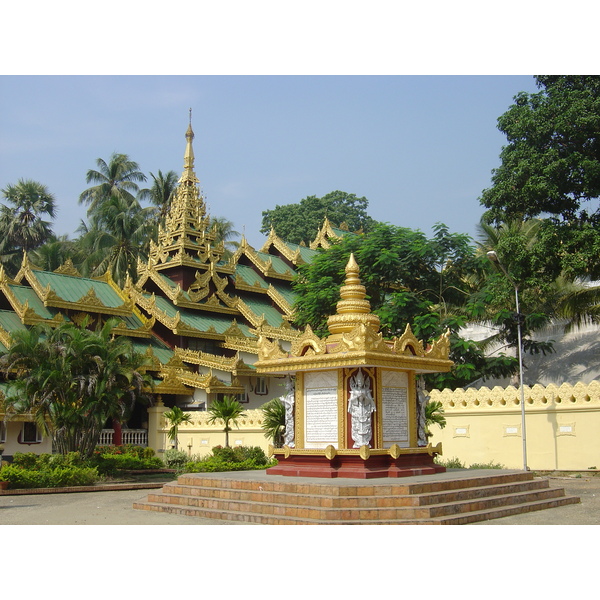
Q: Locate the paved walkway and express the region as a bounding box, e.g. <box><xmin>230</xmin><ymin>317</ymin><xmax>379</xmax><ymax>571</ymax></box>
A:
<box><xmin>1</xmin><ymin>474</ymin><xmax>598</xmax><ymax>525</ymax></box>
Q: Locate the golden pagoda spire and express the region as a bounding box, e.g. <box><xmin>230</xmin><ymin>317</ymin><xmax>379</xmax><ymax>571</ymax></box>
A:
<box><xmin>147</xmin><ymin>112</ymin><xmax>217</xmax><ymax>272</ymax></box>
<box><xmin>326</xmin><ymin>253</ymin><xmax>381</xmax><ymax>340</ymax></box>
<box><xmin>180</xmin><ymin>108</ymin><xmax>200</xmax><ymax>185</ymax></box>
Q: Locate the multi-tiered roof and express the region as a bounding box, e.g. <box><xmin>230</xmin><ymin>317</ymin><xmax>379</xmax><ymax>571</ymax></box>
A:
<box><xmin>0</xmin><ymin>120</ymin><xmax>353</xmax><ymax>405</ymax></box>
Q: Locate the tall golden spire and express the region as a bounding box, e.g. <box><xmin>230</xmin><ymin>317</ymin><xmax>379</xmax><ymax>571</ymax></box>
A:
<box><xmin>180</xmin><ymin>108</ymin><xmax>200</xmax><ymax>185</ymax></box>
<box><xmin>326</xmin><ymin>253</ymin><xmax>381</xmax><ymax>340</ymax></box>
<box><xmin>146</xmin><ymin>111</ymin><xmax>218</xmax><ymax>273</ymax></box>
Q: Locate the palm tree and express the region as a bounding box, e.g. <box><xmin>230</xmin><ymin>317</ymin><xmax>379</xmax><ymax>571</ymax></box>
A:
<box><xmin>77</xmin><ymin>195</ymin><xmax>155</xmax><ymax>286</ymax></box>
<box><xmin>207</xmin><ymin>396</ymin><xmax>246</xmax><ymax>448</ymax></box>
<box><xmin>163</xmin><ymin>406</ymin><xmax>193</xmax><ymax>450</ymax></box>
<box><xmin>425</xmin><ymin>400</ymin><xmax>447</xmax><ymax>438</ymax></box>
<box><xmin>210</xmin><ymin>216</ymin><xmax>240</xmax><ymax>257</ymax></box>
<box><xmin>29</xmin><ymin>235</ymin><xmax>79</xmax><ymax>272</ymax></box>
<box><xmin>140</xmin><ymin>169</ymin><xmax>179</xmax><ymax>227</ymax></box>
<box><xmin>0</xmin><ymin>179</ymin><xmax>57</xmax><ymax>274</ymax></box>
<box><xmin>260</xmin><ymin>397</ymin><xmax>286</xmax><ymax>447</ymax></box>
<box><xmin>79</xmin><ymin>153</ymin><xmax>146</xmax><ymax>214</ymax></box>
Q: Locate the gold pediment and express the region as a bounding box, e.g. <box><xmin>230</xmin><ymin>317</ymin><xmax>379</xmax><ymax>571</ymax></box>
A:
<box><xmin>426</xmin><ymin>329</ymin><xmax>451</xmax><ymax>360</ymax></box>
<box><xmin>257</xmin><ymin>335</ymin><xmax>288</xmax><ymax>361</ymax></box>
<box><xmin>223</xmin><ymin>320</ymin><xmax>245</xmax><ymax>337</ymax></box>
<box><xmin>328</xmin><ymin>322</ymin><xmax>389</xmax><ymax>354</ymax></box>
<box><xmin>53</xmin><ymin>259</ymin><xmax>81</xmax><ymax>277</ymax></box>
<box><xmin>290</xmin><ymin>324</ymin><xmax>327</xmax><ymax>357</ymax></box>
<box><xmin>392</xmin><ymin>324</ymin><xmax>426</xmax><ymax>356</ymax></box>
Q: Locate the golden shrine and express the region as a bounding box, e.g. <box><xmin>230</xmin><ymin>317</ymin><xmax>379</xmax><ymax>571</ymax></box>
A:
<box><xmin>255</xmin><ymin>253</ymin><xmax>454</xmax><ymax>478</ymax></box>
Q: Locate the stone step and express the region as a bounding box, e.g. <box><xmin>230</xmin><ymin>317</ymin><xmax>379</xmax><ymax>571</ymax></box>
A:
<box><xmin>132</xmin><ymin>470</ymin><xmax>581</xmax><ymax>524</ymax></box>
<box><xmin>410</xmin><ymin>478</ymin><xmax>551</xmax><ymax>505</ymax></box>
<box><xmin>173</xmin><ymin>470</ymin><xmax>534</xmax><ymax>497</ymax></box>
<box><xmin>149</xmin><ymin>477</ymin><xmax>551</xmax><ymax>509</ymax></box>
<box><xmin>133</xmin><ymin>493</ymin><xmax>580</xmax><ymax>525</ymax></box>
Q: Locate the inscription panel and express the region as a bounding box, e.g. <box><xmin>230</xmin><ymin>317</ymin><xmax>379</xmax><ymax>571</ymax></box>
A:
<box><xmin>304</xmin><ymin>371</ymin><xmax>338</xmax><ymax>448</ymax></box>
<box><xmin>381</xmin><ymin>370</ymin><xmax>409</xmax><ymax>447</ymax></box>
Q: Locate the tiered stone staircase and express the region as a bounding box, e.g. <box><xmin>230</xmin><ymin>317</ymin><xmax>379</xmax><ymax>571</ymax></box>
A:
<box><xmin>132</xmin><ymin>470</ymin><xmax>580</xmax><ymax>524</ymax></box>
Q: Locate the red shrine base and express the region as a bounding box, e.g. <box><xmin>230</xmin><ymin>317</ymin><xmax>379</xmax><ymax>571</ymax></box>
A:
<box><xmin>266</xmin><ymin>452</ymin><xmax>446</xmax><ymax>479</ymax></box>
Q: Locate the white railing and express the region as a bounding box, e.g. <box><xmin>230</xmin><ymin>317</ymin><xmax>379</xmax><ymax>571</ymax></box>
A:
<box><xmin>99</xmin><ymin>429</ymin><xmax>148</xmax><ymax>447</ymax></box>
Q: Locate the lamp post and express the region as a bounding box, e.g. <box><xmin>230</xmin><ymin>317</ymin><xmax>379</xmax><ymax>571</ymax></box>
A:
<box><xmin>487</xmin><ymin>251</ymin><xmax>528</xmax><ymax>471</ymax></box>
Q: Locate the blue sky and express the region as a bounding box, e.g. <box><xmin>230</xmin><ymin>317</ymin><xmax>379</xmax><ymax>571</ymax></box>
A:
<box><xmin>0</xmin><ymin>75</ymin><xmax>540</xmax><ymax>249</ymax></box>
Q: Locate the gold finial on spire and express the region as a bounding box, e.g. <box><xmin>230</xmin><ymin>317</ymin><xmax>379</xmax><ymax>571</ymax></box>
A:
<box><xmin>182</xmin><ymin>110</ymin><xmax>196</xmax><ymax>182</ymax></box>
<box><xmin>326</xmin><ymin>253</ymin><xmax>380</xmax><ymax>339</ymax></box>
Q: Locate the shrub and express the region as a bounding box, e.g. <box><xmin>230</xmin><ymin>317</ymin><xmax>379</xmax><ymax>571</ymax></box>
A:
<box><xmin>0</xmin><ymin>464</ymin><xmax>98</xmax><ymax>489</ymax></box>
<box><xmin>211</xmin><ymin>445</ymin><xmax>237</xmax><ymax>462</ymax></box>
<box><xmin>89</xmin><ymin>453</ymin><xmax>163</xmax><ymax>475</ymax></box>
<box><xmin>178</xmin><ymin>445</ymin><xmax>271</xmax><ymax>474</ymax></box>
<box><xmin>469</xmin><ymin>461</ymin><xmax>505</xmax><ymax>470</ymax></box>
<box><xmin>163</xmin><ymin>449</ymin><xmax>189</xmax><ymax>469</ymax></box>
<box><xmin>232</xmin><ymin>445</ymin><xmax>268</xmax><ymax>466</ymax></box>
<box><xmin>435</xmin><ymin>456</ymin><xmax>466</xmax><ymax>469</ymax></box>
<box><xmin>183</xmin><ymin>458</ymin><xmax>258</xmax><ymax>473</ymax></box>
<box><xmin>11</xmin><ymin>452</ymin><xmax>40</xmax><ymax>469</ymax></box>
<box><xmin>94</xmin><ymin>445</ymin><xmax>155</xmax><ymax>459</ymax></box>
<box><xmin>12</xmin><ymin>452</ymin><xmax>86</xmax><ymax>470</ymax></box>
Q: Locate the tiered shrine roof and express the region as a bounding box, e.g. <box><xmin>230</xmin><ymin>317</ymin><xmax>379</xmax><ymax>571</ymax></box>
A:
<box><xmin>0</xmin><ymin>119</ymin><xmax>361</xmax><ymax>397</ymax></box>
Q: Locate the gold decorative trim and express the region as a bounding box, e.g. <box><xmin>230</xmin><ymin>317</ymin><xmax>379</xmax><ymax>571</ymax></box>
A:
<box><xmin>289</xmin><ymin>324</ymin><xmax>326</xmax><ymax>357</ymax></box>
<box><xmin>53</xmin><ymin>259</ymin><xmax>81</xmax><ymax>277</ymax></box>
<box><xmin>270</xmin><ymin>443</ymin><xmax>443</xmax><ymax>458</ymax></box>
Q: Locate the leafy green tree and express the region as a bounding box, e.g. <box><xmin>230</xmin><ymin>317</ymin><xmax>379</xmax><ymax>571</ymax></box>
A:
<box><xmin>480</xmin><ymin>75</ymin><xmax>600</xmax><ymax>280</ymax></box>
<box><xmin>163</xmin><ymin>406</ymin><xmax>193</xmax><ymax>450</ymax></box>
<box><xmin>472</xmin><ymin>218</ymin><xmax>557</xmax><ymax>361</ymax></box>
<box><xmin>260</xmin><ymin>397</ymin><xmax>286</xmax><ymax>447</ymax></box>
<box><xmin>0</xmin><ymin>319</ymin><xmax>152</xmax><ymax>458</ymax></box>
<box><xmin>0</xmin><ymin>179</ymin><xmax>57</xmax><ymax>274</ymax></box>
<box><xmin>293</xmin><ymin>221</ymin><xmax>520</xmax><ymax>389</ymax></box>
<box><xmin>207</xmin><ymin>396</ymin><xmax>246</xmax><ymax>448</ymax></box>
<box><xmin>79</xmin><ymin>153</ymin><xmax>147</xmax><ymax>214</ymax></box>
<box><xmin>260</xmin><ymin>190</ymin><xmax>375</xmax><ymax>245</ymax></box>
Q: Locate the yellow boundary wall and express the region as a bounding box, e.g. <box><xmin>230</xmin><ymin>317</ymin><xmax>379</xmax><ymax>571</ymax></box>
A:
<box><xmin>429</xmin><ymin>381</ymin><xmax>600</xmax><ymax>471</ymax></box>
<box><xmin>148</xmin><ymin>406</ymin><xmax>270</xmax><ymax>458</ymax></box>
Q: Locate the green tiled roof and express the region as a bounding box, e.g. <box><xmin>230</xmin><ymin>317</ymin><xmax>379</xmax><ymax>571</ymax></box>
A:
<box><xmin>8</xmin><ymin>285</ymin><xmax>57</xmax><ymax>319</ymax></box>
<box><xmin>130</xmin><ymin>336</ymin><xmax>174</xmax><ymax>365</ymax></box>
<box><xmin>118</xmin><ymin>313</ymin><xmax>147</xmax><ymax>330</ymax></box>
<box><xmin>152</xmin><ymin>294</ymin><xmax>253</xmax><ymax>337</ymax></box>
<box><xmin>285</xmin><ymin>242</ymin><xmax>319</xmax><ymax>264</ymax></box>
<box><xmin>331</xmin><ymin>227</ymin><xmax>358</xmax><ymax>238</ymax></box>
<box><xmin>271</xmin><ymin>283</ymin><xmax>297</xmax><ymax>306</ymax></box>
<box><xmin>242</xmin><ymin>296</ymin><xmax>284</xmax><ymax>328</ymax></box>
<box><xmin>33</xmin><ymin>271</ymin><xmax>127</xmax><ymax>308</ymax></box>
<box><xmin>0</xmin><ymin>310</ymin><xmax>27</xmax><ymax>334</ymax></box>
<box><xmin>255</xmin><ymin>251</ymin><xmax>295</xmax><ymax>276</ymax></box>
<box><xmin>235</xmin><ymin>264</ymin><xmax>268</xmax><ymax>289</ymax></box>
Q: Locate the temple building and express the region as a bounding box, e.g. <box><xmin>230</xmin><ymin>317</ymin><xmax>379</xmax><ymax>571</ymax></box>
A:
<box><xmin>0</xmin><ymin>121</ymin><xmax>353</xmax><ymax>456</ymax></box>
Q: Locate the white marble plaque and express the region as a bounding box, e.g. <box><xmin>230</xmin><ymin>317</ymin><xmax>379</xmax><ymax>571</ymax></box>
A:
<box><xmin>304</xmin><ymin>371</ymin><xmax>338</xmax><ymax>446</ymax></box>
<box><xmin>382</xmin><ymin>386</ymin><xmax>409</xmax><ymax>444</ymax></box>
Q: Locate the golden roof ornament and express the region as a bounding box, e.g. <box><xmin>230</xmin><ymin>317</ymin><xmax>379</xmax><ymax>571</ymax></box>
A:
<box><xmin>255</xmin><ymin>254</ymin><xmax>453</xmax><ymax>374</ymax></box>
<box><xmin>326</xmin><ymin>253</ymin><xmax>381</xmax><ymax>341</ymax></box>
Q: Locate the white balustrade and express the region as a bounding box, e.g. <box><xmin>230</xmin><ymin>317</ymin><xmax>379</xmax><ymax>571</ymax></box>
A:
<box><xmin>98</xmin><ymin>429</ymin><xmax>148</xmax><ymax>447</ymax></box>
